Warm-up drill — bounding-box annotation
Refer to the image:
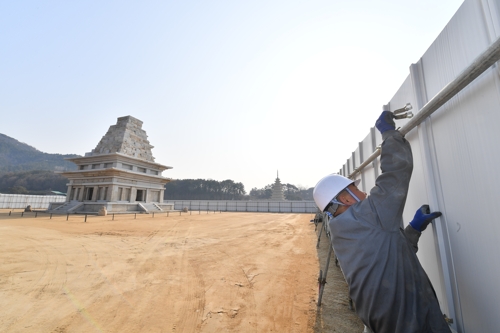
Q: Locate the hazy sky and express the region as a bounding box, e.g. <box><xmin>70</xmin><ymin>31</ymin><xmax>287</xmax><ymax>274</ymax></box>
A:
<box><xmin>0</xmin><ymin>0</ymin><xmax>463</xmax><ymax>192</ymax></box>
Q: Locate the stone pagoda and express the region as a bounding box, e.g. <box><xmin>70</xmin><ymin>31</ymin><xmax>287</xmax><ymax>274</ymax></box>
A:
<box><xmin>270</xmin><ymin>171</ymin><xmax>285</xmax><ymax>201</ymax></box>
<box><xmin>49</xmin><ymin>116</ymin><xmax>174</xmax><ymax>214</ymax></box>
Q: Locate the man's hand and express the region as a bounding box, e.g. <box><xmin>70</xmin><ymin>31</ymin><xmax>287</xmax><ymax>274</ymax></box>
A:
<box><xmin>409</xmin><ymin>204</ymin><xmax>442</xmax><ymax>232</ymax></box>
<box><xmin>375</xmin><ymin>111</ymin><xmax>395</xmax><ymax>134</ymax></box>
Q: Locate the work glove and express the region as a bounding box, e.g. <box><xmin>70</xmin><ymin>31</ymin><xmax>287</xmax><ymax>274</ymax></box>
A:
<box><xmin>375</xmin><ymin>111</ymin><xmax>395</xmax><ymax>134</ymax></box>
<box><xmin>409</xmin><ymin>204</ymin><xmax>442</xmax><ymax>232</ymax></box>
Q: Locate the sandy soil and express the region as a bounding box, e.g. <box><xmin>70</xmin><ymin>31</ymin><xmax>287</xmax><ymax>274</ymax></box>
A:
<box><xmin>0</xmin><ymin>209</ymin><xmax>363</xmax><ymax>333</ymax></box>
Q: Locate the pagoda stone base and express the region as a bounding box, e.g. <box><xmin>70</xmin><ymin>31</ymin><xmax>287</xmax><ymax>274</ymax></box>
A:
<box><xmin>47</xmin><ymin>201</ymin><xmax>175</xmax><ymax>215</ymax></box>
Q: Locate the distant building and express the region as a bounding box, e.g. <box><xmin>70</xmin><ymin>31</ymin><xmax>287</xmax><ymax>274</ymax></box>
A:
<box><xmin>49</xmin><ymin>116</ymin><xmax>174</xmax><ymax>214</ymax></box>
<box><xmin>270</xmin><ymin>171</ymin><xmax>285</xmax><ymax>201</ymax></box>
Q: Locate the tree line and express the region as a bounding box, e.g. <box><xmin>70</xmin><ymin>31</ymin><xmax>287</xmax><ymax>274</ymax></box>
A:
<box><xmin>164</xmin><ymin>179</ymin><xmax>314</xmax><ymax>201</ymax></box>
<box><xmin>249</xmin><ymin>183</ymin><xmax>313</xmax><ymax>201</ymax></box>
<box><xmin>0</xmin><ymin>171</ymin><xmax>314</xmax><ymax>201</ymax></box>
<box><xmin>164</xmin><ymin>179</ymin><xmax>246</xmax><ymax>200</ymax></box>
<box><xmin>0</xmin><ymin>170</ymin><xmax>68</xmax><ymax>195</ymax></box>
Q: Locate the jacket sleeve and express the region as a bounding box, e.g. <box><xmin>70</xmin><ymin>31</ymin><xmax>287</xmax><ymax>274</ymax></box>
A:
<box><xmin>403</xmin><ymin>225</ymin><xmax>421</xmax><ymax>253</ymax></box>
<box><xmin>367</xmin><ymin>130</ymin><xmax>413</xmax><ymax>231</ymax></box>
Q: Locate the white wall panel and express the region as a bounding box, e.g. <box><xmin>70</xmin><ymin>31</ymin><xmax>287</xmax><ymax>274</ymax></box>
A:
<box><xmin>428</xmin><ymin>74</ymin><xmax>500</xmax><ymax>332</ymax></box>
<box><xmin>353</xmin><ymin>146</ymin><xmax>363</xmax><ymax>186</ymax></box>
<box><xmin>360</xmin><ymin>131</ymin><xmax>377</xmax><ymax>192</ymax></box>
<box><xmin>421</xmin><ymin>1</ymin><xmax>491</xmax><ymax>105</ymax></box>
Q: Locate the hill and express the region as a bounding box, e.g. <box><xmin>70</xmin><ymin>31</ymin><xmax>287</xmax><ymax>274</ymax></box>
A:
<box><xmin>0</xmin><ymin>133</ymin><xmax>80</xmax><ymax>173</ymax></box>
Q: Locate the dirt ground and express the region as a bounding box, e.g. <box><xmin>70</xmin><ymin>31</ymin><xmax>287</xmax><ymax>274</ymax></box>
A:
<box><xmin>0</xmin><ymin>209</ymin><xmax>363</xmax><ymax>333</ymax></box>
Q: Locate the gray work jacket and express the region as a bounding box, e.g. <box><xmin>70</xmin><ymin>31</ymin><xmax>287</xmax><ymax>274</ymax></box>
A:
<box><xmin>329</xmin><ymin>130</ymin><xmax>451</xmax><ymax>333</ymax></box>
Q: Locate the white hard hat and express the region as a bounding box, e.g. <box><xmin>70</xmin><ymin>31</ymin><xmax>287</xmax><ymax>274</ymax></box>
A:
<box><xmin>313</xmin><ymin>174</ymin><xmax>360</xmax><ymax>211</ymax></box>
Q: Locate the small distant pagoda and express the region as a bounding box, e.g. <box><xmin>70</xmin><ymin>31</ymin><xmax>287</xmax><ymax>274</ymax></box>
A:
<box><xmin>49</xmin><ymin>116</ymin><xmax>174</xmax><ymax>214</ymax></box>
<box><xmin>270</xmin><ymin>171</ymin><xmax>285</xmax><ymax>201</ymax></box>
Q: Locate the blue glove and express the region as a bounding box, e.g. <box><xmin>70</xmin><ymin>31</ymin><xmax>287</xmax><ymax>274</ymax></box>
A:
<box><xmin>375</xmin><ymin>111</ymin><xmax>395</xmax><ymax>134</ymax></box>
<box><xmin>409</xmin><ymin>204</ymin><xmax>442</xmax><ymax>232</ymax></box>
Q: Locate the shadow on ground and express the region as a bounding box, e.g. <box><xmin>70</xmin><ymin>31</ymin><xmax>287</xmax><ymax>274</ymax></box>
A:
<box><xmin>312</xmin><ymin>220</ymin><xmax>364</xmax><ymax>333</ymax></box>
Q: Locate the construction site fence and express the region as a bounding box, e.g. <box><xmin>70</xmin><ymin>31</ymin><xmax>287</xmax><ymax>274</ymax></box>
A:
<box><xmin>166</xmin><ymin>200</ymin><xmax>318</xmax><ymax>213</ymax></box>
<box><xmin>0</xmin><ymin>193</ymin><xmax>66</xmax><ymax>209</ymax></box>
<box><xmin>0</xmin><ymin>194</ymin><xmax>318</xmax><ymax>214</ymax></box>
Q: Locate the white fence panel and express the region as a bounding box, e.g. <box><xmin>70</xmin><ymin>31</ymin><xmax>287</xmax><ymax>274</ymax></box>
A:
<box><xmin>0</xmin><ymin>194</ymin><xmax>66</xmax><ymax>209</ymax></box>
<box><xmin>168</xmin><ymin>200</ymin><xmax>317</xmax><ymax>213</ymax></box>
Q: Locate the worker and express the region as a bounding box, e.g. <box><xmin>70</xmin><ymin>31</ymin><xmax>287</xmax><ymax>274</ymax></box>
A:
<box><xmin>313</xmin><ymin>111</ymin><xmax>451</xmax><ymax>332</ymax></box>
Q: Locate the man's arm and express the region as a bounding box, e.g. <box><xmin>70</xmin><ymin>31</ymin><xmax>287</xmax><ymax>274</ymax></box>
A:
<box><xmin>368</xmin><ymin>112</ymin><xmax>414</xmax><ymax>231</ymax></box>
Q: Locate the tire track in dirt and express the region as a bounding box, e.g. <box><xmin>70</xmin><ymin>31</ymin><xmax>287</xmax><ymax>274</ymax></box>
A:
<box><xmin>198</xmin><ymin>247</ymin><xmax>257</xmax><ymax>332</ymax></box>
<box><xmin>167</xmin><ymin>223</ymin><xmax>207</xmax><ymax>332</ymax></box>
<box><xmin>1</xmin><ymin>232</ymin><xmax>73</xmax><ymax>332</ymax></box>
<box><xmin>1</xmin><ymin>233</ymin><xmax>51</xmax><ymax>331</ymax></box>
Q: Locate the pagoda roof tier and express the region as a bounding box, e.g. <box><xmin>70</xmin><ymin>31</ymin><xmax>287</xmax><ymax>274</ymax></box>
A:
<box><xmin>59</xmin><ymin>167</ymin><xmax>171</xmax><ymax>185</ymax></box>
<box><xmin>65</xmin><ymin>153</ymin><xmax>172</xmax><ymax>171</ymax></box>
